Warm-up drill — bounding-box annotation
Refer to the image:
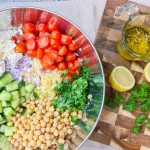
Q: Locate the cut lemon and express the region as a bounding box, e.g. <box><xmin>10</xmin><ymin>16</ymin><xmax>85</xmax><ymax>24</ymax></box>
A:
<box><xmin>109</xmin><ymin>66</ymin><xmax>135</xmax><ymax>92</ymax></box>
<box><xmin>144</xmin><ymin>62</ymin><xmax>150</xmax><ymax>82</ymax></box>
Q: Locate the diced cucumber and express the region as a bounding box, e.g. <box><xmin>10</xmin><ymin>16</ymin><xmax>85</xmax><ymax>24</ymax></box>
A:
<box><xmin>20</xmin><ymin>97</ymin><xmax>25</xmax><ymax>105</ymax></box>
<box><xmin>0</xmin><ymin>115</ymin><xmax>4</xmax><ymax>122</ymax></box>
<box><xmin>18</xmin><ymin>80</ymin><xmax>25</xmax><ymax>88</ymax></box>
<box><xmin>25</xmin><ymin>93</ymin><xmax>32</xmax><ymax>99</ymax></box>
<box><xmin>0</xmin><ymin>87</ymin><xmax>4</xmax><ymax>92</ymax></box>
<box><xmin>2</xmin><ymin>101</ymin><xmax>11</xmax><ymax>107</ymax></box>
<box><xmin>0</xmin><ymin>102</ymin><xmax>2</xmax><ymax>113</ymax></box>
<box><xmin>11</xmin><ymin>91</ymin><xmax>20</xmax><ymax>101</ymax></box>
<box><xmin>0</xmin><ymin>90</ymin><xmax>11</xmax><ymax>101</ymax></box>
<box><xmin>5</xmin><ymin>115</ymin><xmax>13</xmax><ymax>122</ymax></box>
<box><xmin>0</xmin><ymin>72</ymin><xmax>14</xmax><ymax>86</ymax></box>
<box><xmin>3</xmin><ymin>107</ymin><xmax>15</xmax><ymax>116</ymax></box>
<box><xmin>33</xmin><ymin>91</ymin><xmax>41</xmax><ymax>99</ymax></box>
<box><xmin>11</xmin><ymin>99</ymin><xmax>20</xmax><ymax>109</ymax></box>
<box><xmin>19</xmin><ymin>86</ymin><xmax>26</xmax><ymax>97</ymax></box>
<box><xmin>4</xmin><ymin>126</ymin><xmax>13</xmax><ymax>136</ymax></box>
<box><xmin>0</xmin><ymin>120</ymin><xmax>6</xmax><ymax>125</ymax></box>
<box><xmin>25</xmin><ymin>83</ymin><xmax>35</xmax><ymax>93</ymax></box>
<box><xmin>6</xmin><ymin>80</ymin><xmax>18</xmax><ymax>92</ymax></box>
<box><xmin>0</xmin><ymin>125</ymin><xmax>6</xmax><ymax>133</ymax></box>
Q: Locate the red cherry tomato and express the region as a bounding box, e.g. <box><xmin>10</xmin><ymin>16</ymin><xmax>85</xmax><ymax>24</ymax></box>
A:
<box><xmin>14</xmin><ymin>43</ymin><xmax>26</xmax><ymax>53</ymax></box>
<box><xmin>61</xmin><ymin>35</ymin><xmax>72</xmax><ymax>45</ymax></box>
<box><xmin>37</xmin><ymin>48</ymin><xmax>44</xmax><ymax>59</ymax></box>
<box><xmin>36</xmin><ymin>23</ymin><xmax>48</xmax><ymax>32</ymax></box>
<box><xmin>49</xmin><ymin>64</ymin><xmax>57</xmax><ymax>71</ymax></box>
<box><xmin>65</xmin><ymin>53</ymin><xmax>76</xmax><ymax>62</ymax></box>
<box><xmin>26</xmin><ymin>38</ymin><xmax>37</xmax><ymax>50</ymax></box>
<box><xmin>26</xmin><ymin>50</ymin><xmax>37</xmax><ymax>58</ymax></box>
<box><xmin>38</xmin><ymin>36</ymin><xmax>50</xmax><ymax>49</ymax></box>
<box><xmin>50</xmin><ymin>39</ymin><xmax>61</xmax><ymax>49</ymax></box>
<box><xmin>68</xmin><ymin>40</ymin><xmax>78</xmax><ymax>51</ymax></box>
<box><xmin>12</xmin><ymin>34</ymin><xmax>25</xmax><ymax>44</ymax></box>
<box><xmin>57</xmin><ymin>62</ymin><xmax>67</xmax><ymax>71</ymax></box>
<box><xmin>23</xmin><ymin>23</ymin><xmax>35</xmax><ymax>33</ymax></box>
<box><xmin>24</xmin><ymin>33</ymin><xmax>36</xmax><ymax>41</ymax></box>
<box><xmin>51</xmin><ymin>31</ymin><xmax>61</xmax><ymax>40</ymax></box>
<box><xmin>58</xmin><ymin>45</ymin><xmax>68</xmax><ymax>56</ymax></box>
<box><xmin>24</xmin><ymin>9</ymin><xmax>39</xmax><ymax>23</ymax></box>
<box><xmin>64</xmin><ymin>74</ymin><xmax>72</xmax><ymax>80</ymax></box>
<box><xmin>68</xmin><ymin>69</ymin><xmax>76</xmax><ymax>75</ymax></box>
<box><xmin>39</xmin><ymin>32</ymin><xmax>50</xmax><ymax>38</ymax></box>
<box><xmin>67</xmin><ymin>62</ymin><xmax>76</xmax><ymax>71</ymax></box>
<box><xmin>56</xmin><ymin>56</ymin><xmax>64</xmax><ymax>63</ymax></box>
<box><xmin>44</xmin><ymin>47</ymin><xmax>55</xmax><ymax>54</ymax></box>
<box><xmin>42</xmin><ymin>55</ymin><xmax>55</xmax><ymax>66</ymax></box>
<box><xmin>47</xmin><ymin>21</ymin><xmax>59</xmax><ymax>32</ymax></box>
<box><xmin>74</xmin><ymin>60</ymin><xmax>81</xmax><ymax>68</ymax></box>
<box><xmin>39</xmin><ymin>11</ymin><xmax>51</xmax><ymax>23</ymax></box>
<box><xmin>47</xmin><ymin>50</ymin><xmax>58</xmax><ymax>61</ymax></box>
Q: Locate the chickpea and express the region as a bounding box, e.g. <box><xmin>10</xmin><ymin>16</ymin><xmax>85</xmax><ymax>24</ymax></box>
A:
<box><xmin>46</xmin><ymin>105</ymin><xmax>50</xmax><ymax>111</ymax></box>
<box><xmin>34</xmin><ymin>107</ymin><xmax>38</xmax><ymax>112</ymax></box>
<box><xmin>31</xmin><ymin>125</ymin><xmax>36</xmax><ymax>131</ymax></box>
<box><xmin>41</xmin><ymin>128</ymin><xmax>46</xmax><ymax>134</ymax></box>
<box><xmin>39</xmin><ymin>135</ymin><xmax>46</xmax><ymax>142</ymax></box>
<box><xmin>36</xmin><ymin>124</ymin><xmax>41</xmax><ymax>130</ymax></box>
<box><xmin>53</xmin><ymin>122</ymin><xmax>58</xmax><ymax>128</ymax></box>
<box><xmin>59</xmin><ymin>130</ymin><xmax>65</xmax><ymax>138</ymax></box>
<box><xmin>37</xmin><ymin>110</ymin><xmax>42</xmax><ymax>115</ymax></box>
<box><xmin>78</xmin><ymin>114</ymin><xmax>82</xmax><ymax>119</ymax></box>
<box><xmin>45</xmin><ymin>133</ymin><xmax>51</xmax><ymax>140</ymax></box>
<box><xmin>37</xmin><ymin>140</ymin><xmax>42</xmax><ymax>147</ymax></box>
<box><xmin>22</xmin><ymin>102</ymin><xmax>27</xmax><ymax>107</ymax></box>
<box><xmin>33</xmin><ymin>119</ymin><xmax>39</xmax><ymax>125</ymax></box>
<box><xmin>43</xmin><ymin>116</ymin><xmax>49</xmax><ymax>122</ymax></box>
<box><xmin>46</xmin><ymin>101</ymin><xmax>51</xmax><ymax>106</ymax></box>
<box><xmin>54</xmin><ymin>111</ymin><xmax>59</xmax><ymax>117</ymax></box>
<box><xmin>50</xmin><ymin>127</ymin><xmax>56</xmax><ymax>133</ymax></box>
<box><xmin>67</xmin><ymin>128</ymin><xmax>73</xmax><ymax>134</ymax></box>
<box><xmin>18</xmin><ymin>145</ymin><xmax>23</xmax><ymax>150</ymax></box>
<box><xmin>51</xmin><ymin>139</ymin><xmax>56</xmax><ymax>145</ymax></box>
<box><xmin>19</xmin><ymin>108</ymin><xmax>24</xmax><ymax>113</ymax></box>
<box><xmin>28</xmin><ymin>133</ymin><xmax>33</xmax><ymax>140</ymax></box>
<box><xmin>40</xmin><ymin>120</ymin><xmax>46</xmax><ymax>128</ymax></box>
<box><xmin>35</xmin><ymin>130</ymin><xmax>41</xmax><ymax>136</ymax></box>
<box><xmin>14</xmin><ymin>141</ymin><xmax>19</xmax><ymax>147</ymax></box>
<box><xmin>30</xmin><ymin>140</ymin><xmax>36</xmax><ymax>147</ymax></box>
<box><xmin>46</xmin><ymin>112</ymin><xmax>53</xmax><ymax>117</ymax></box>
<box><xmin>49</xmin><ymin>106</ymin><xmax>54</xmax><ymax>112</ymax></box>
<box><xmin>33</xmin><ymin>135</ymin><xmax>38</xmax><ymax>141</ymax></box>
<box><xmin>41</xmin><ymin>144</ymin><xmax>47</xmax><ymax>149</ymax></box>
<box><xmin>71</xmin><ymin>112</ymin><xmax>77</xmax><ymax>117</ymax></box>
<box><xmin>57</xmin><ymin>124</ymin><xmax>63</xmax><ymax>130</ymax></box>
<box><xmin>63</xmin><ymin>118</ymin><xmax>69</xmax><ymax>124</ymax></box>
<box><xmin>13</xmin><ymin>126</ymin><xmax>18</xmax><ymax>132</ymax></box>
<box><xmin>14</xmin><ymin>121</ymin><xmax>19</xmax><ymax>127</ymax></box>
<box><xmin>23</xmin><ymin>134</ymin><xmax>28</xmax><ymax>141</ymax></box>
<box><xmin>58</xmin><ymin>138</ymin><xmax>65</xmax><ymax>144</ymax></box>
<box><xmin>25</xmin><ymin>124</ymin><xmax>30</xmax><ymax>130</ymax></box>
<box><xmin>62</xmin><ymin>127</ymin><xmax>67</xmax><ymax>133</ymax></box>
<box><xmin>22</xmin><ymin>140</ymin><xmax>28</xmax><ymax>147</ymax></box>
<box><xmin>46</xmin><ymin>141</ymin><xmax>52</xmax><ymax>147</ymax></box>
<box><xmin>42</xmin><ymin>109</ymin><xmax>46</xmax><ymax>114</ymax></box>
<box><xmin>10</xmin><ymin>139</ymin><xmax>15</xmax><ymax>144</ymax></box>
<box><xmin>36</xmin><ymin>115</ymin><xmax>42</xmax><ymax>120</ymax></box>
<box><xmin>12</xmin><ymin>116</ymin><xmax>17</xmax><ymax>122</ymax></box>
<box><xmin>54</xmin><ymin>130</ymin><xmax>58</xmax><ymax>137</ymax></box>
<box><xmin>26</xmin><ymin>99</ymin><xmax>30</xmax><ymax>103</ymax></box>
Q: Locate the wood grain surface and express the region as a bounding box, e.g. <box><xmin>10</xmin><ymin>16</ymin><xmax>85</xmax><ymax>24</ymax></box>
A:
<box><xmin>91</xmin><ymin>0</ymin><xmax>150</xmax><ymax>150</ymax></box>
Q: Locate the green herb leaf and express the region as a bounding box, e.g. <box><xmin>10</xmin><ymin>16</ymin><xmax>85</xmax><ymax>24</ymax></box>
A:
<box><xmin>131</xmin><ymin>125</ymin><xmax>141</xmax><ymax>134</ymax></box>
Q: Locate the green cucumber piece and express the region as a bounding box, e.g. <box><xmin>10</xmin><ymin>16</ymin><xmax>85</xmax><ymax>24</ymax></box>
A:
<box><xmin>0</xmin><ymin>72</ymin><xmax>14</xmax><ymax>86</ymax></box>
<box><xmin>25</xmin><ymin>93</ymin><xmax>32</xmax><ymax>99</ymax></box>
<box><xmin>1</xmin><ymin>101</ymin><xmax>10</xmax><ymax>107</ymax></box>
<box><xmin>11</xmin><ymin>99</ymin><xmax>20</xmax><ymax>109</ymax></box>
<box><xmin>4</xmin><ymin>115</ymin><xmax>13</xmax><ymax>122</ymax></box>
<box><xmin>11</xmin><ymin>91</ymin><xmax>20</xmax><ymax>101</ymax></box>
<box><xmin>19</xmin><ymin>86</ymin><xmax>26</xmax><ymax>97</ymax></box>
<box><xmin>4</xmin><ymin>126</ymin><xmax>13</xmax><ymax>136</ymax></box>
<box><xmin>18</xmin><ymin>80</ymin><xmax>25</xmax><ymax>88</ymax></box>
<box><xmin>0</xmin><ymin>102</ymin><xmax>2</xmax><ymax>113</ymax></box>
<box><xmin>0</xmin><ymin>125</ymin><xmax>6</xmax><ymax>133</ymax></box>
<box><xmin>0</xmin><ymin>91</ymin><xmax>11</xmax><ymax>101</ymax></box>
<box><xmin>20</xmin><ymin>97</ymin><xmax>26</xmax><ymax>105</ymax></box>
<box><xmin>33</xmin><ymin>91</ymin><xmax>41</xmax><ymax>98</ymax></box>
<box><xmin>25</xmin><ymin>83</ymin><xmax>35</xmax><ymax>93</ymax></box>
<box><xmin>0</xmin><ymin>115</ymin><xmax>4</xmax><ymax>122</ymax></box>
<box><xmin>3</xmin><ymin>107</ymin><xmax>15</xmax><ymax>116</ymax></box>
<box><xmin>6</xmin><ymin>80</ymin><xmax>18</xmax><ymax>92</ymax></box>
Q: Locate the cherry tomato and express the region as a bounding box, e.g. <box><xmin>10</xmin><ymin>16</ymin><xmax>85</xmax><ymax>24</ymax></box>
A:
<box><xmin>61</xmin><ymin>35</ymin><xmax>72</xmax><ymax>45</ymax></box>
<box><xmin>64</xmin><ymin>74</ymin><xmax>72</xmax><ymax>80</ymax></box>
<box><xmin>47</xmin><ymin>21</ymin><xmax>59</xmax><ymax>32</ymax></box>
<box><xmin>37</xmin><ymin>48</ymin><xmax>44</xmax><ymax>59</ymax></box>
<box><xmin>56</xmin><ymin>56</ymin><xmax>64</xmax><ymax>63</ymax></box>
<box><xmin>68</xmin><ymin>69</ymin><xmax>76</xmax><ymax>75</ymax></box>
<box><xmin>65</xmin><ymin>53</ymin><xmax>76</xmax><ymax>62</ymax></box>
<box><xmin>39</xmin><ymin>32</ymin><xmax>50</xmax><ymax>38</ymax></box>
<box><xmin>42</xmin><ymin>55</ymin><xmax>55</xmax><ymax>66</ymax></box>
<box><xmin>49</xmin><ymin>64</ymin><xmax>57</xmax><ymax>70</ymax></box>
<box><xmin>51</xmin><ymin>31</ymin><xmax>61</xmax><ymax>40</ymax></box>
<box><xmin>39</xmin><ymin>11</ymin><xmax>51</xmax><ymax>23</ymax></box>
<box><xmin>36</xmin><ymin>23</ymin><xmax>48</xmax><ymax>32</ymax></box>
<box><xmin>23</xmin><ymin>23</ymin><xmax>35</xmax><ymax>33</ymax></box>
<box><xmin>12</xmin><ymin>34</ymin><xmax>25</xmax><ymax>44</ymax></box>
<box><xmin>26</xmin><ymin>50</ymin><xmax>37</xmax><ymax>57</ymax></box>
<box><xmin>26</xmin><ymin>38</ymin><xmax>37</xmax><ymax>50</ymax></box>
<box><xmin>50</xmin><ymin>39</ymin><xmax>61</xmax><ymax>49</ymax></box>
<box><xmin>24</xmin><ymin>33</ymin><xmax>36</xmax><ymax>41</ymax></box>
<box><xmin>14</xmin><ymin>43</ymin><xmax>26</xmax><ymax>53</ymax></box>
<box><xmin>67</xmin><ymin>62</ymin><xmax>76</xmax><ymax>71</ymax></box>
<box><xmin>44</xmin><ymin>47</ymin><xmax>55</xmax><ymax>54</ymax></box>
<box><xmin>47</xmin><ymin>50</ymin><xmax>58</xmax><ymax>61</ymax></box>
<box><xmin>68</xmin><ymin>40</ymin><xmax>78</xmax><ymax>51</ymax></box>
<box><xmin>38</xmin><ymin>36</ymin><xmax>50</xmax><ymax>49</ymax></box>
<box><xmin>24</xmin><ymin>9</ymin><xmax>39</xmax><ymax>23</ymax></box>
<box><xmin>74</xmin><ymin>60</ymin><xmax>81</xmax><ymax>68</ymax></box>
<box><xmin>58</xmin><ymin>45</ymin><xmax>68</xmax><ymax>56</ymax></box>
<box><xmin>57</xmin><ymin>62</ymin><xmax>67</xmax><ymax>71</ymax></box>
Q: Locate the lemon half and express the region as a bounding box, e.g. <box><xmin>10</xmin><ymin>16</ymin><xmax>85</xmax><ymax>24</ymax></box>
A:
<box><xmin>109</xmin><ymin>66</ymin><xmax>135</xmax><ymax>92</ymax></box>
<box><xmin>144</xmin><ymin>62</ymin><xmax>150</xmax><ymax>82</ymax></box>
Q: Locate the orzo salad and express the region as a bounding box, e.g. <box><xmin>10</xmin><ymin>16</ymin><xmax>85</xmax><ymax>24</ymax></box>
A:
<box><xmin>0</xmin><ymin>9</ymin><xmax>102</xmax><ymax>150</ymax></box>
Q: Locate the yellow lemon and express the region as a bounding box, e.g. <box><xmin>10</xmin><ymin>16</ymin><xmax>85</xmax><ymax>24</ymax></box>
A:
<box><xmin>144</xmin><ymin>62</ymin><xmax>150</xmax><ymax>82</ymax></box>
<box><xmin>109</xmin><ymin>66</ymin><xmax>135</xmax><ymax>92</ymax></box>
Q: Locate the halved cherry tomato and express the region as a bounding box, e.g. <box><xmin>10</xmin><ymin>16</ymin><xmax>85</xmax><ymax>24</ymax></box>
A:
<box><xmin>44</xmin><ymin>47</ymin><xmax>55</xmax><ymax>54</ymax></box>
<box><xmin>12</xmin><ymin>34</ymin><xmax>25</xmax><ymax>44</ymax></box>
<box><xmin>39</xmin><ymin>11</ymin><xmax>51</xmax><ymax>23</ymax></box>
<box><xmin>58</xmin><ymin>45</ymin><xmax>67</xmax><ymax>56</ymax></box>
<box><xmin>61</xmin><ymin>35</ymin><xmax>72</xmax><ymax>45</ymax></box>
<box><xmin>26</xmin><ymin>38</ymin><xmax>37</xmax><ymax>50</ymax></box>
<box><xmin>24</xmin><ymin>33</ymin><xmax>36</xmax><ymax>41</ymax></box>
<box><xmin>65</xmin><ymin>53</ymin><xmax>76</xmax><ymax>62</ymax></box>
<box><xmin>67</xmin><ymin>62</ymin><xmax>76</xmax><ymax>71</ymax></box>
<box><xmin>38</xmin><ymin>36</ymin><xmax>50</xmax><ymax>49</ymax></box>
<box><xmin>64</xmin><ymin>74</ymin><xmax>72</xmax><ymax>80</ymax></box>
<box><xmin>14</xmin><ymin>43</ymin><xmax>26</xmax><ymax>53</ymax></box>
<box><xmin>39</xmin><ymin>32</ymin><xmax>50</xmax><ymax>38</ymax></box>
<box><xmin>49</xmin><ymin>64</ymin><xmax>57</xmax><ymax>70</ymax></box>
<box><xmin>42</xmin><ymin>55</ymin><xmax>55</xmax><ymax>66</ymax></box>
<box><xmin>47</xmin><ymin>21</ymin><xmax>59</xmax><ymax>32</ymax></box>
<box><xmin>50</xmin><ymin>39</ymin><xmax>61</xmax><ymax>49</ymax></box>
<box><xmin>56</xmin><ymin>56</ymin><xmax>64</xmax><ymax>63</ymax></box>
<box><xmin>37</xmin><ymin>48</ymin><xmax>44</xmax><ymax>59</ymax></box>
<box><xmin>68</xmin><ymin>40</ymin><xmax>78</xmax><ymax>51</ymax></box>
<box><xmin>68</xmin><ymin>69</ymin><xmax>76</xmax><ymax>75</ymax></box>
<box><xmin>47</xmin><ymin>50</ymin><xmax>58</xmax><ymax>61</ymax></box>
<box><xmin>51</xmin><ymin>31</ymin><xmax>61</xmax><ymax>40</ymax></box>
<box><xmin>23</xmin><ymin>23</ymin><xmax>35</xmax><ymax>33</ymax></box>
<box><xmin>58</xmin><ymin>62</ymin><xmax>67</xmax><ymax>71</ymax></box>
<box><xmin>26</xmin><ymin>50</ymin><xmax>37</xmax><ymax>57</ymax></box>
<box><xmin>36</xmin><ymin>23</ymin><xmax>48</xmax><ymax>32</ymax></box>
<box><xmin>74</xmin><ymin>60</ymin><xmax>81</xmax><ymax>68</ymax></box>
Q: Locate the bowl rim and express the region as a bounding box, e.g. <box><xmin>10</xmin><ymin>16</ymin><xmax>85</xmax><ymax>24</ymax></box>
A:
<box><xmin>0</xmin><ymin>6</ymin><xmax>106</xmax><ymax>150</ymax></box>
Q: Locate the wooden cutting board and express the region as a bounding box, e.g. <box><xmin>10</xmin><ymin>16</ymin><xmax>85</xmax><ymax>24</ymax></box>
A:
<box><xmin>91</xmin><ymin>0</ymin><xmax>150</xmax><ymax>150</ymax></box>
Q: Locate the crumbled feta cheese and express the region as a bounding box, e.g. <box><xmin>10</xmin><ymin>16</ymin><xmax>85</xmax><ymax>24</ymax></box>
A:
<box><xmin>0</xmin><ymin>61</ymin><xmax>5</xmax><ymax>77</ymax></box>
